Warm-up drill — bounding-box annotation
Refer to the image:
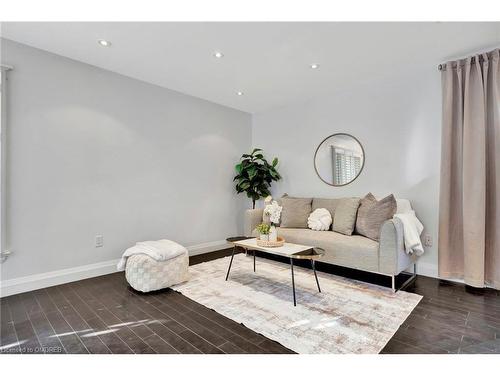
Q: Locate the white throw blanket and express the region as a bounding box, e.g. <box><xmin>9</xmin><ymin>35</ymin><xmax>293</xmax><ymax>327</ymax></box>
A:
<box><xmin>394</xmin><ymin>199</ymin><xmax>424</xmax><ymax>256</ymax></box>
<box><xmin>117</xmin><ymin>239</ymin><xmax>187</xmax><ymax>271</ymax></box>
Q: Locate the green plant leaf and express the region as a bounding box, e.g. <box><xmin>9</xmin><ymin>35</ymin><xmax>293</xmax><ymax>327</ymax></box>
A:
<box><xmin>251</xmin><ymin>148</ymin><xmax>263</xmax><ymax>155</ymax></box>
<box><xmin>237</xmin><ymin>178</ymin><xmax>249</xmax><ymax>186</ymax></box>
<box><xmin>272</xmin><ymin>157</ymin><xmax>278</xmax><ymax>167</ymax></box>
<box><xmin>247</xmin><ymin>167</ymin><xmax>257</xmax><ymax>180</ymax></box>
<box><xmin>239</xmin><ymin>181</ymin><xmax>251</xmax><ymax>190</ymax></box>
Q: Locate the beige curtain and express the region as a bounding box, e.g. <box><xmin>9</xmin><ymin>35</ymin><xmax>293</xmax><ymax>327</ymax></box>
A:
<box><xmin>439</xmin><ymin>48</ymin><xmax>500</xmax><ymax>289</ymax></box>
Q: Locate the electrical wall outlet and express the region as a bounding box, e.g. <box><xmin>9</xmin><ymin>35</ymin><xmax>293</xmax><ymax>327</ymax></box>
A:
<box><xmin>95</xmin><ymin>235</ymin><xmax>104</xmax><ymax>247</ymax></box>
<box><xmin>423</xmin><ymin>234</ymin><xmax>433</xmax><ymax>247</ymax></box>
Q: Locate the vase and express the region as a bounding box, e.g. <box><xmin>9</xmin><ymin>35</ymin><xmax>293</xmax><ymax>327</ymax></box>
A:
<box><xmin>269</xmin><ymin>225</ymin><xmax>278</xmax><ymax>242</ymax></box>
<box><xmin>259</xmin><ymin>233</ymin><xmax>269</xmax><ymax>241</ymax></box>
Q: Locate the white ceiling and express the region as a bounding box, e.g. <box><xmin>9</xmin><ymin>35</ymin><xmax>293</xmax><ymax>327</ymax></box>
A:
<box><xmin>1</xmin><ymin>22</ymin><xmax>499</xmax><ymax>113</ymax></box>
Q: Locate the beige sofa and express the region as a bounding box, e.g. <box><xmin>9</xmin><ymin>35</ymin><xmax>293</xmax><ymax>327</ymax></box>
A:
<box><xmin>244</xmin><ymin>198</ymin><xmax>416</xmax><ymax>291</ymax></box>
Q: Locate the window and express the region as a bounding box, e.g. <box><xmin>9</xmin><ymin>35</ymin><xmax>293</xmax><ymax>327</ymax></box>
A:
<box><xmin>332</xmin><ymin>146</ymin><xmax>362</xmax><ymax>185</ymax></box>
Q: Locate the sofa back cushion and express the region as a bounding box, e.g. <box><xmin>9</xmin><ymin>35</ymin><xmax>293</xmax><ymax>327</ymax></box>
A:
<box><xmin>280</xmin><ymin>197</ymin><xmax>312</xmax><ymax>228</ymax></box>
<box><xmin>312</xmin><ymin>198</ymin><xmax>341</xmax><ymax>221</ymax></box>
<box><xmin>355</xmin><ymin>193</ymin><xmax>397</xmax><ymax>241</ymax></box>
<box><xmin>332</xmin><ymin>198</ymin><xmax>361</xmax><ymax>235</ymax></box>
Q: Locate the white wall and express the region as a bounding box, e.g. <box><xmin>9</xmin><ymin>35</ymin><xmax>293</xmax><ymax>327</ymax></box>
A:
<box><xmin>1</xmin><ymin>39</ymin><xmax>251</xmax><ymax>283</ymax></box>
<box><xmin>252</xmin><ymin>67</ymin><xmax>441</xmax><ymax>277</ymax></box>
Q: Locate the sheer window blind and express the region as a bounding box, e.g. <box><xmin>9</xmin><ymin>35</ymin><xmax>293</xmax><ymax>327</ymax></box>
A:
<box><xmin>331</xmin><ymin>146</ymin><xmax>361</xmax><ymax>185</ymax></box>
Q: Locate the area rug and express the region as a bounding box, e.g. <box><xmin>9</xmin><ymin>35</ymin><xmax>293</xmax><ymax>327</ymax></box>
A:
<box><xmin>171</xmin><ymin>254</ymin><xmax>422</xmax><ymax>354</ymax></box>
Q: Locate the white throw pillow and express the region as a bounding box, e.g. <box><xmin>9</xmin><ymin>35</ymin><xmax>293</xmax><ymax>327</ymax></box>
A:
<box><xmin>307</xmin><ymin>208</ymin><xmax>332</xmax><ymax>231</ymax></box>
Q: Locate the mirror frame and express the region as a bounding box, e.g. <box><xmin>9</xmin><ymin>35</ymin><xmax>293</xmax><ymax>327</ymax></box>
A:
<box><xmin>313</xmin><ymin>133</ymin><xmax>366</xmax><ymax>187</ymax></box>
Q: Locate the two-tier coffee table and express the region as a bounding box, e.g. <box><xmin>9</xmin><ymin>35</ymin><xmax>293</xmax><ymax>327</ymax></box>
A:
<box><xmin>225</xmin><ymin>237</ymin><xmax>325</xmax><ymax>306</ymax></box>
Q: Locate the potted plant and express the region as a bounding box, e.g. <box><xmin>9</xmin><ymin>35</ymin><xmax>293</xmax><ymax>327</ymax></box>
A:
<box><xmin>256</xmin><ymin>223</ymin><xmax>271</xmax><ymax>241</ymax></box>
<box><xmin>233</xmin><ymin>148</ymin><xmax>281</xmax><ymax>209</ymax></box>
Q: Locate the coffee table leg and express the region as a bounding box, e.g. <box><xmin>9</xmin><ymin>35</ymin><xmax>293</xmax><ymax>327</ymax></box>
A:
<box><xmin>253</xmin><ymin>250</ymin><xmax>256</xmax><ymax>272</ymax></box>
<box><xmin>290</xmin><ymin>258</ymin><xmax>296</xmax><ymax>306</ymax></box>
<box><xmin>225</xmin><ymin>246</ymin><xmax>236</xmax><ymax>281</ymax></box>
<box><xmin>311</xmin><ymin>260</ymin><xmax>321</xmax><ymax>293</ymax></box>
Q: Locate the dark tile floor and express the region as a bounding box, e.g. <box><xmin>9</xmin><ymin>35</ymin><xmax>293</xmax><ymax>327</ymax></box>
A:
<box><xmin>1</xmin><ymin>248</ymin><xmax>499</xmax><ymax>354</ymax></box>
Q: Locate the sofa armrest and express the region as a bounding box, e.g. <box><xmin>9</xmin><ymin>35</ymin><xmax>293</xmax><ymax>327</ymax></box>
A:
<box><xmin>378</xmin><ymin>218</ymin><xmax>414</xmax><ymax>275</ymax></box>
<box><xmin>244</xmin><ymin>209</ymin><xmax>264</xmax><ymax>237</ymax></box>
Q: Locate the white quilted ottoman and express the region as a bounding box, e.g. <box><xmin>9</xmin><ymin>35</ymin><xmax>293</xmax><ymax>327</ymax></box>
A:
<box><xmin>125</xmin><ymin>251</ymin><xmax>189</xmax><ymax>293</ymax></box>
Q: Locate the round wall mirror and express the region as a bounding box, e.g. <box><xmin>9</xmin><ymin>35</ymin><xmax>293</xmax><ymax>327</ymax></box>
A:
<box><xmin>314</xmin><ymin>133</ymin><xmax>365</xmax><ymax>186</ymax></box>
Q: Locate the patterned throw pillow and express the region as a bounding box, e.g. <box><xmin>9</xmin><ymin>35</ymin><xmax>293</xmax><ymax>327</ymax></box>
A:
<box><xmin>355</xmin><ymin>193</ymin><xmax>397</xmax><ymax>241</ymax></box>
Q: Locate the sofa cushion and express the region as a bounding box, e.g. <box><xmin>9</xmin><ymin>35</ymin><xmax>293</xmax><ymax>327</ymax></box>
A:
<box><xmin>277</xmin><ymin>228</ymin><xmax>379</xmax><ymax>272</ymax></box>
<box><xmin>332</xmin><ymin>198</ymin><xmax>361</xmax><ymax>235</ymax></box>
<box><xmin>355</xmin><ymin>193</ymin><xmax>396</xmax><ymax>241</ymax></box>
<box><xmin>280</xmin><ymin>197</ymin><xmax>312</xmax><ymax>228</ymax></box>
<box><xmin>312</xmin><ymin>198</ymin><xmax>341</xmax><ymax>221</ymax></box>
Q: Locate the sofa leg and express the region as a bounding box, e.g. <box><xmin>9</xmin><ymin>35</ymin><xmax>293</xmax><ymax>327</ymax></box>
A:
<box><xmin>397</xmin><ymin>263</ymin><xmax>418</xmax><ymax>292</ymax></box>
<box><xmin>391</xmin><ymin>275</ymin><xmax>396</xmax><ymax>293</ymax></box>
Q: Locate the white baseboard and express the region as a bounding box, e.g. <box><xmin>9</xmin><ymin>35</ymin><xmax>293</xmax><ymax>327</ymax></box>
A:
<box><xmin>415</xmin><ymin>261</ymin><xmax>470</xmax><ymax>285</ymax></box>
<box><xmin>186</xmin><ymin>239</ymin><xmax>229</xmax><ymax>256</ymax></box>
<box><xmin>0</xmin><ymin>258</ymin><xmax>121</xmax><ymax>298</ymax></box>
<box><xmin>4</xmin><ymin>241</ymin><xmax>454</xmax><ymax>298</ymax></box>
<box><xmin>0</xmin><ymin>240</ymin><xmax>230</xmax><ymax>297</ymax></box>
<box><xmin>415</xmin><ymin>262</ymin><xmax>438</xmax><ymax>278</ymax></box>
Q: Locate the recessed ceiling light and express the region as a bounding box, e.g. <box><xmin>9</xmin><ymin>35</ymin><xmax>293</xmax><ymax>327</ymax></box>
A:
<box><xmin>98</xmin><ymin>39</ymin><xmax>112</xmax><ymax>47</ymax></box>
<box><xmin>213</xmin><ymin>51</ymin><xmax>224</xmax><ymax>58</ymax></box>
<box><xmin>310</xmin><ymin>63</ymin><xmax>320</xmax><ymax>69</ymax></box>
<box><xmin>236</xmin><ymin>91</ymin><xmax>244</xmax><ymax>96</ymax></box>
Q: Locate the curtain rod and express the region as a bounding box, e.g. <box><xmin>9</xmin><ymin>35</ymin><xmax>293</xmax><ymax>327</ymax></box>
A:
<box><xmin>438</xmin><ymin>56</ymin><xmax>481</xmax><ymax>71</ymax></box>
<box><xmin>437</xmin><ymin>48</ymin><xmax>500</xmax><ymax>71</ymax></box>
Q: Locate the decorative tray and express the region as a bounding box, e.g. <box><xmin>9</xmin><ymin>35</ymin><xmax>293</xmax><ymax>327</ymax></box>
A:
<box><xmin>256</xmin><ymin>236</ymin><xmax>285</xmax><ymax>247</ymax></box>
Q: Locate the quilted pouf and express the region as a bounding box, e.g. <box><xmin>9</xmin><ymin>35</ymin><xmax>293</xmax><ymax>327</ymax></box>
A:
<box><xmin>125</xmin><ymin>251</ymin><xmax>189</xmax><ymax>293</ymax></box>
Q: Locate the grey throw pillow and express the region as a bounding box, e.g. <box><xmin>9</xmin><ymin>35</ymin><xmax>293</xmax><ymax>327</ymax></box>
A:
<box><xmin>355</xmin><ymin>193</ymin><xmax>396</xmax><ymax>241</ymax></box>
<box><xmin>332</xmin><ymin>198</ymin><xmax>361</xmax><ymax>235</ymax></box>
<box><xmin>312</xmin><ymin>198</ymin><xmax>341</xmax><ymax>220</ymax></box>
<box><xmin>280</xmin><ymin>197</ymin><xmax>312</xmax><ymax>228</ymax></box>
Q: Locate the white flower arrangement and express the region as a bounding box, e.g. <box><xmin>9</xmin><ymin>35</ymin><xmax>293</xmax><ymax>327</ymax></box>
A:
<box><xmin>263</xmin><ymin>197</ymin><xmax>282</xmax><ymax>225</ymax></box>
